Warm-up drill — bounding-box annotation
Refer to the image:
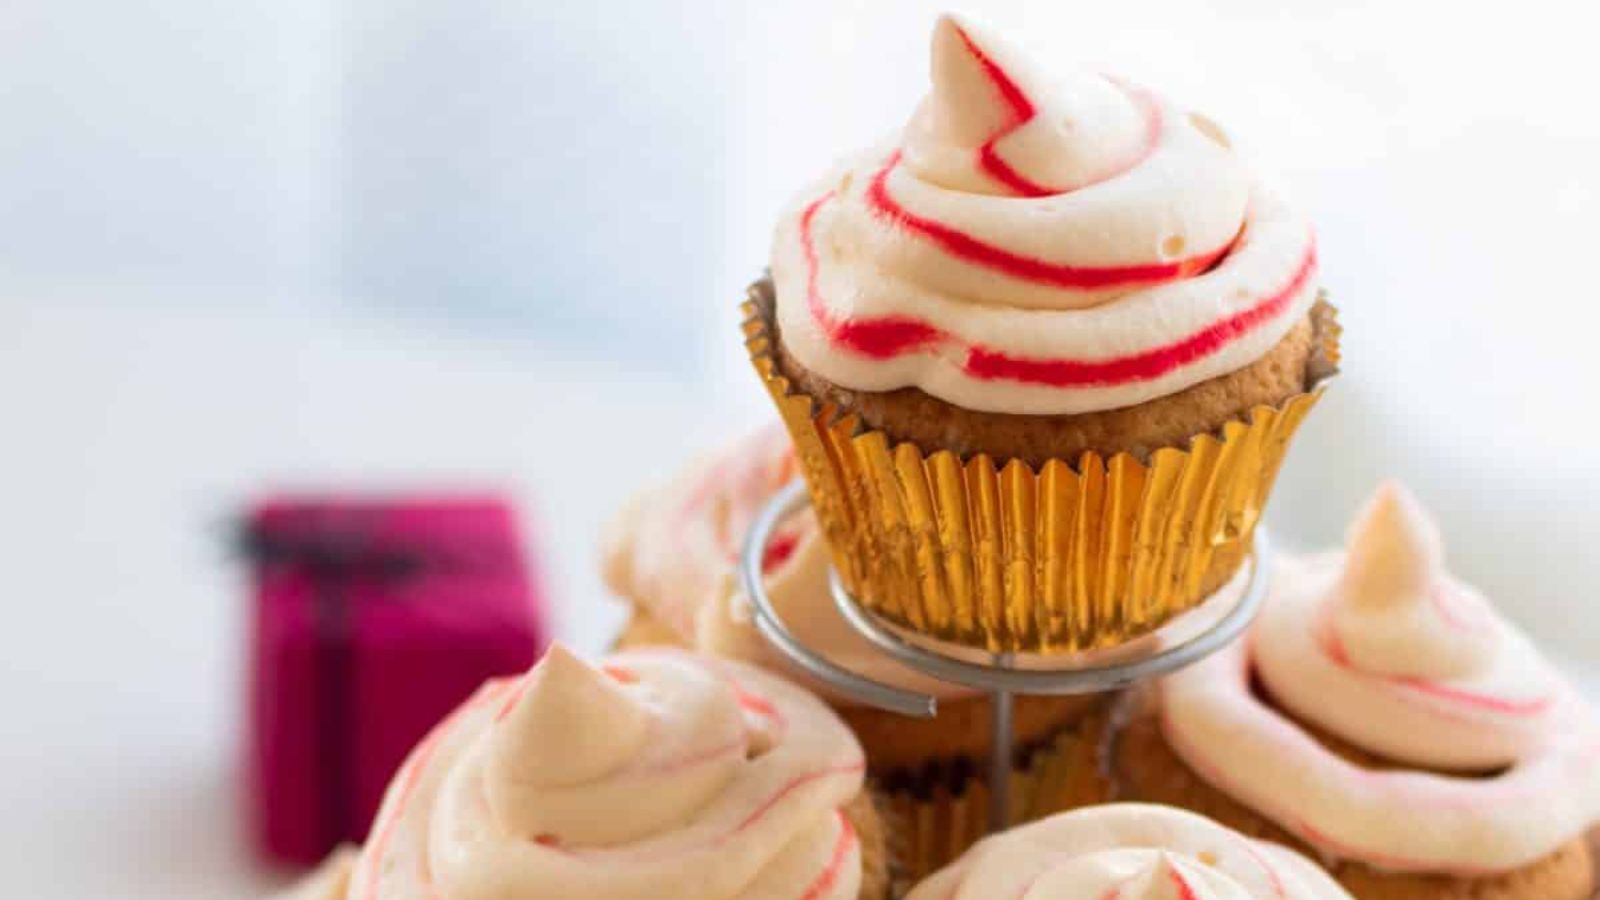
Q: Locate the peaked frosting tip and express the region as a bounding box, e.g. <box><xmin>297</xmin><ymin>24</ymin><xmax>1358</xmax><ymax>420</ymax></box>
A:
<box><xmin>1319</xmin><ymin>482</ymin><xmax>1513</xmax><ymax>685</ymax></box>
<box><xmin>925</xmin><ymin>13</ymin><xmax>1038</xmax><ymax>144</ymax></box>
<box><xmin>1127</xmin><ymin>851</ymin><xmax>1198</xmax><ymax>900</ymax></box>
<box><xmin>1339</xmin><ymin>480</ymin><xmax>1443</xmax><ymax>610</ymax></box>
<box><xmin>488</xmin><ymin>643</ymin><xmax>650</xmax><ymax>791</ymax></box>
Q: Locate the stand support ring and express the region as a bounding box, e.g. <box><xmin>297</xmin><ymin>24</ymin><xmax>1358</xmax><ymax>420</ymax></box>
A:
<box><xmin>741</xmin><ymin>480</ymin><xmax>1271</xmax><ymax>832</ymax></box>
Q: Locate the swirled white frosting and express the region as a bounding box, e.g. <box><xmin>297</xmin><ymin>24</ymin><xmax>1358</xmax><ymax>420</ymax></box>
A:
<box><xmin>345</xmin><ymin>645</ymin><xmax>867</xmax><ymax>899</ymax></box>
<box><xmin>770</xmin><ymin>13</ymin><xmax>1319</xmax><ymax>415</ymax></box>
<box><xmin>905</xmin><ymin>803</ymin><xmax>1351</xmax><ymax>899</ymax></box>
<box><xmin>275</xmin><ymin>846</ymin><xmax>357</xmax><ymax>900</ymax></box>
<box><xmin>602</xmin><ymin>424</ymin><xmax>972</xmax><ymax>701</ymax></box>
<box><xmin>1159</xmin><ymin>482</ymin><xmax>1600</xmax><ymax>873</ymax></box>
<box><xmin>603</xmin><ymin>425</ymin><xmax>800</xmax><ymax>643</ymax></box>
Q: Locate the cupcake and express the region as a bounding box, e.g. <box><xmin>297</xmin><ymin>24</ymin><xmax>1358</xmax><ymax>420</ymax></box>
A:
<box><xmin>905</xmin><ymin>802</ymin><xmax>1352</xmax><ymax>898</ymax></box>
<box><xmin>1111</xmin><ymin>482</ymin><xmax>1600</xmax><ymax>898</ymax></box>
<box><xmin>603</xmin><ymin>423</ymin><xmax>1111</xmax><ymax>878</ymax></box>
<box><xmin>604</xmin><ymin>424</ymin><xmax>805</xmax><ymax>655</ymax></box>
<box><xmin>325</xmin><ymin>644</ymin><xmax>890</xmax><ymax>899</ymax></box>
<box><xmin>746</xmin><ymin>12</ymin><xmax>1338</xmax><ymax>654</ymax></box>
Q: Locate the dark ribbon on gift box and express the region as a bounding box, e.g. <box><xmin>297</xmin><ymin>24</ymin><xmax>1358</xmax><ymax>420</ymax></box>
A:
<box><xmin>238</xmin><ymin>510</ymin><xmax>443</xmax><ymax>855</ymax></box>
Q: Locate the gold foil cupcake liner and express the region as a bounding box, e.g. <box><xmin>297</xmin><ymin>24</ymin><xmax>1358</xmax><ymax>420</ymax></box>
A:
<box><xmin>877</xmin><ymin>715</ymin><xmax>1110</xmax><ymax>883</ymax></box>
<box><xmin>744</xmin><ymin>289</ymin><xmax>1340</xmax><ymax>654</ymax></box>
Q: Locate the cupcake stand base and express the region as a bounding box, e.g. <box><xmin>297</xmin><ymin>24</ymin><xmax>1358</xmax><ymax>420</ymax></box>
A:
<box><xmin>741</xmin><ymin>480</ymin><xmax>1271</xmax><ymax>835</ymax></box>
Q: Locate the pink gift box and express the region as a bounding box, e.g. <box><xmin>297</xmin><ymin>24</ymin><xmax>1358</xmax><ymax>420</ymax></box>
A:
<box><xmin>243</xmin><ymin>495</ymin><xmax>548</xmax><ymax>866</ymax></box>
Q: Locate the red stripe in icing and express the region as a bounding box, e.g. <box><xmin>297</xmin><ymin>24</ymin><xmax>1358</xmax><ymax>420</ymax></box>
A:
<box><xmin>801</xmin><ymin>191</ymin><xmax>1313</xmax><ymax>388</ymax></box>
<box><xmin>538</xmin><ymin>761</ymin><xmax>866</xmax><ymax>867</ymax></box>
<box><xmin>953</xmin><ymin>23</ymin><xmax>1034</xmax><ymax>127</ymax></box>
<box><xmin>948</xmin><ymin>22</ymin><xmax>1160</xmax><ymax>197</ymax></box>
<box><xmin>760</xmin><ymin>530</ymin><xmax>800</xmax><ymax>572</ymax></box>
<box><xmin>799</xmin><ymin>811</ymin><xmax>858</xmax><ymax>900</ymax></box>
<box><xmin>866</xmin><ymin>153</ymin><xmax>1224</xmax><ymax>291</ymax></box>
<box><xmin>1169</xmin><ymin>861</ymin><xmax>1201</xmax><ymax>900</ymax></box>
<box><xmin>802</xmin><ymin>191</ymin><xmax>942</xmax><ymax>359</ymax></box>
<box><xmin>979</xmin><ymin>142</ymin><xmax>1050</xmax><ymax>198</ymax></box>
<box><xmin>729</xmin><ymin>761</ymin><xmax>867</xmax><ymax>835</ymax></box>
<box><xmin>1391</xmin><ymin>678</ymin><xmax>1556</xmax><ymax>717</ymax></box>
<box><xmin>1321</xmin><ymin>620</ymin><xmax>1555</xmax><ymax>717</ymax></box>
<box><xmin>734</xmin><ymin>686</ymin><xmax>781</xmax><ymax>722</ymax></box>
<box><xmin>963</xmin><ymin>242</ymin><xmax>1309</xmax><ymax>386</ymax></box>
<box><xmin>949</xmin><ymin>22</ymin><xmax>1049</xmax><ymax>197</ymax></box>
<box><xmin>1238</xmin><ymin>842</ymin><xmax>1291</xmax><ymax>899</ymax></box>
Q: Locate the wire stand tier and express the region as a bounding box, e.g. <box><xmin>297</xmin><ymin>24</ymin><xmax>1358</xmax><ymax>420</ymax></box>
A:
<box><xmin>740</xmin><ymin>480</ymin><xmax>1272</xmax><ymax>835</ymax></box>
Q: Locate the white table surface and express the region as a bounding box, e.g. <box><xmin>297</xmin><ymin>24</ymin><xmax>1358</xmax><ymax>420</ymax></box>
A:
<box><xmin>3</xmin><ymin>286</ymin><xmax>1597</xmax><ymax>898</ymax></box>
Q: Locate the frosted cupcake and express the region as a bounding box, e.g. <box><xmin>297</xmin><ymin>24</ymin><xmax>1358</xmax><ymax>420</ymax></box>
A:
<box><xmin>905</xmin><ymin>803</ymin><xmax>1352</xmax><ymax>899</ymax></box>
<box><xmin>604</xmin><ymin>424</ymin><xmax>1110</xmax><ymax>878</ymax></box>
<box><xmin>745</xmin><ymin>12</ymin><xmax>1338</xmax><ymax>654</ymax></box>
<box><xmin>1112</xmin><ymin>483</ymin><xmax>1600</xmax><ymax>898</ymax></box>
<box><xmin>293</xmin><ymin>644</ymin><xmax>889</xmax><ymax>899</ymax></box>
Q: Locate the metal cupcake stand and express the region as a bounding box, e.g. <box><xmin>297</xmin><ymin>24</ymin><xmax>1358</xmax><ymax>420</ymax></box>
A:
<box><xmin>741</xmin><ymin>480</ymin><xmax>1271</xmax><ymax>835</ymax></box>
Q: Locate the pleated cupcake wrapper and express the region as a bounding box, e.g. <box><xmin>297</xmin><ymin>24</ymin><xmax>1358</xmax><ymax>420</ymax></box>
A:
<box><xmin>877</xmin><ymin>716</ymin><xmax>1110</xmax><ymax>884</ymax></box>
<box><xmin>744</xmin><ymin>290</ymin><xmax>1341</xmax><ymax>654</ymax></box>
<box><xmin>1589</xmin><ymin>829</ymin><xmax>1600</xmax><ymax>900</ymax></box>
<box><xmin>844</xmin><ymin>790</ymin><xmax>895</xmax><ymax>900</ymax></box>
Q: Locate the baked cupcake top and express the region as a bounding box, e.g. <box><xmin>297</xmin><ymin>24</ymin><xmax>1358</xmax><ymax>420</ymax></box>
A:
<box><xmin>603</xmin><ymin>424</ymin><xmax>972</xmax><ymax>701</ymax></box>
<box><xmin>905</xmin><ymin>803</ymin><xmax>1351</xmax><ymax>899</ymax></box>
<box><xmin>346</xmin><ymin>644</ymin><xmax>868</xmax><ymax>899</ymax></box>
<box><xmin>1159</xmin><ymin>482</ymin><xmax>1600</xmax><ymax>873</ymax></box>
<box><xmin>771</xmin><ymin>13</ymin><xmax>1319</xmax><ymax>416</ymax></box>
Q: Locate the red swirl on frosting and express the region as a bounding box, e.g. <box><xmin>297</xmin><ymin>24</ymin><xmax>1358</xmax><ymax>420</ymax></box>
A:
<box><xmin>1089</xmin><ymin>863</ymin><xmax>1206</xmax><ymax>900</ymax></box>
<box><xmin>953</xmin><ymin>20</ymin><xmax>1046</xmax><ymax>197</ymax></box>
<box><xmin>1318</xmin><ymin>621</ymin><xmax>1556</xmax><ymax>718</ymax></box>
<box><xmin>865</xmin><ymin>153</ymin><xmax>1230</xmax><ymax>292</ymax></box>
<box><xmin>800</xmin><ymin>812</ymin><xmax>859</xmax><ymax>900</ymax></box>
<box><xmin>1167</xmin><ymin>867</ymin><xmax>1202</xmax><ymax>900</ymax></box>
<box><xmin>803</xmin><ymin>190</ymin><xmax>1316</xmax><ymax>386</ymax></box>
<box><xmin>802</xmin><ymin>190</ymin><xmax>940</xmax><ymax>359</ymax></box>
<box><xmin>729</xmin><ymin>761</ymin><xmax>867</xmax><ymax>835</ymax></box>
<box><xmin>945</xmin><ymin>21</ymin><xmax>1161</xmax><ymax>198</ymax></box>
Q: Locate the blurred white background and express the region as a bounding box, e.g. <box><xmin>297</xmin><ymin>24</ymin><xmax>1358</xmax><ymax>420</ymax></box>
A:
<box><xmin>2</xmin><ymin>0</ymin><xmax>1597</xmax><ymax>895</ymax></box>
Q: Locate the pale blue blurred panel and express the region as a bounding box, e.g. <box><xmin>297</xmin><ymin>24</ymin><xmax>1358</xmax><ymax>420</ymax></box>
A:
<box><xmin>0</xmin><ymin>1</ymin><xmax>730</xmax><ymax>372</ymax></box>
<box><xmin>339</xmin><ymin>1</ymin><xmax>733</xmax><ymax>369</ymax></box>
<box><xmin>0</xmin><ymin>1</ymin><xmax>339</xmax><ymax>297</ymax></box>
